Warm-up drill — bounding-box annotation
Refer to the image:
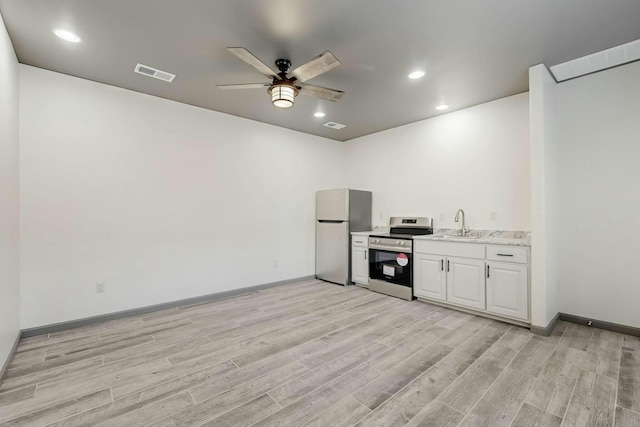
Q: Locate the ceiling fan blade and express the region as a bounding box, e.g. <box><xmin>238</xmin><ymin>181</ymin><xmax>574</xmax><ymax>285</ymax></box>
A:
<box><xmin>289</xmin><ymin>51</ymin><xmax>340</xmax><ymax>82</ymax></box>
<box><xmin>217</xmin><ymin>83</ymin><xmax>270</xmax><ymax>90</ymax></box>
<box><xmin>299</xmin><ymin>84</ymin><xmax>344</xmax><ymax>102</ymax></box>
<box><xmin>227</xmin><ymin>47</ymin><xmax>281</xmax><ymax>80</ymax></box>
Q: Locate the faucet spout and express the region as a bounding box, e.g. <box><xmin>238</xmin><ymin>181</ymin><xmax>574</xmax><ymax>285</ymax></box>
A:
<box><xmin>454</xmin><ymin>209</ymin><xmax>470</xmax><ymax>236</ymax></box>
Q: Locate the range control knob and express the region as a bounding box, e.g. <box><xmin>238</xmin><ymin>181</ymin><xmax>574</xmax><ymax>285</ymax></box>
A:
<box><xmin>399</xmin><ymin>241</ymin><xmax>405</xmax><ymax>246</ymax></box>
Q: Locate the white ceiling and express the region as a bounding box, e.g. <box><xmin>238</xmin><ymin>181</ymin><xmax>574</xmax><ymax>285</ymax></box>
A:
<box><xmin>1</xmin><ymin>0</ymin><xmax>639</xmax><ymax>141</ymax></box>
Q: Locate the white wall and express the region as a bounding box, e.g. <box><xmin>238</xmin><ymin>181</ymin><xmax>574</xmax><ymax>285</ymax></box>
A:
<box><xmin>19</xmin><ymin>66</ymin><xmax>345</xmax><ymax>329</ymax></box>
<box><xmin>0</xmin><ymin>13</ymin><xmax>20</xmax><ymax>367</ymax></box>
<box><xmin>344</xmin><ymin>93</ymin><xmax>530</xmax><ymax>231</ymax></box>
<box><xmin>19</xmin><ymin>43</ymin><xmax>639</xmax><ymax>332</ymax></box>
<box><xmin>528</xmin><ymin>64</ymin><xmax>560</xmax><ymax>329</ymax></box>
<box><xmin>553</xmin><ymin>60</ymin><xmax>640</xmax><ymax>328</ymax></box>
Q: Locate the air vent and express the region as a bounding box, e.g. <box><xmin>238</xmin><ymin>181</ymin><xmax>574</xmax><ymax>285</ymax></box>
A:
<box><xmin>134</xmin><ymin>63</ymin><xmax>176</xmax><ymax>82</ymax></box>
<box><xmin>550</xmin><ymin>38</ymin><xmax>640</xmax><ymax>82</ymax></box>
<box><xmin>323</xmin><ymin>121</ymin><xmax>346</xmax><ymax>130</ymax></box>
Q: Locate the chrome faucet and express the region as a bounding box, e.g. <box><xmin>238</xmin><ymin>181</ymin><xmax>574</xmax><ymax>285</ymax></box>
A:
<box><xmin>454</xmin><ymin>209</ymin><xmax>470</xmax><ymax>236</ymax></box>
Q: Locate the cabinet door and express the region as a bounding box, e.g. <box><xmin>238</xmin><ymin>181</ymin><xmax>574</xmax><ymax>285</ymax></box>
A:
<box><xmin>414</xmin><ymin>254</ymin><xmax>446</xmax><ymax>301</ymax></box>
<box><xmin>446</xmin><ymin>257</ymin><xmax>486</xmax><ymax>310</ymax></box>
<box><xmin>486</xmin><ymin>262</ymin><xmax>528</xmax><ymax>320</ymax></box>
<box><xmin>351</xmin><ymin>246</ymin><xmax>369</xmax><ymax>285</ymax></box>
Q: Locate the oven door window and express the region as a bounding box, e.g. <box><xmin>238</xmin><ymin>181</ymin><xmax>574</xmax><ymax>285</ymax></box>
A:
<box><xmin>369</xmin><ymin>249</ymin><xmax>412</xmax><ymax>287</ymax></box>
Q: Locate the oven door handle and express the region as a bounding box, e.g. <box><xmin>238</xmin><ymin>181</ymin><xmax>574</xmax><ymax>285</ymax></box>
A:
<box><xmin>368</xmin><ymin>245</ymin><xmax>411</xmax><ymax>253</ymax></box>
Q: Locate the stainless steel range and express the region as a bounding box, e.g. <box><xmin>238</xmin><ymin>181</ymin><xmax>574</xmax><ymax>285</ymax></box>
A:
<box><xmin>368</xmin><ymin>217</ymin><xmax>433</xmax><ymax>301</ymax></box>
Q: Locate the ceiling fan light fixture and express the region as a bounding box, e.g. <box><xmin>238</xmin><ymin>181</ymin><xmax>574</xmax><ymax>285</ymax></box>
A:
<box><xmin>269</xmin><ymin>82</ymin><xmax>298</xmax><ymax>108</ymax></box>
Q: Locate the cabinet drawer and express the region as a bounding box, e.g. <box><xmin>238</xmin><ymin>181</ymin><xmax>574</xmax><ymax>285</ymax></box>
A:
<box><xmin>486</xmin><ymin>245</ymin><xmax>528</xmax><ymax>264</ymax></box>
<box><xmin>414</xmin><ymin>241</ymin><xmax>485</xmax><ymax>259</ymax></box>
<box><xmin>352</xmin><ymin>236</ymin><xmax>368</xmax><ymax>247</ymax></box>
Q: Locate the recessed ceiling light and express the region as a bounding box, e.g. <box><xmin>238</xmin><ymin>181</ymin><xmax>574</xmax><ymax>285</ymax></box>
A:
<box><xmin>435</xmin><ymin>104</ymin><xmax>449</xmax><ymax>111</ymax></box>
<box><xmin>408</xmin><ymin>71</ymin><xmax>425</xmax><ymax>80</ymax></box>
<box><xmin>53</xmin><ymin>28</ymin><xmax>81</xmax><ymax>43</ymax></box>
<box><xmin>313</xmin><ymin>112</ymin><xmax>326</xmax><ymax>118</ymax></box>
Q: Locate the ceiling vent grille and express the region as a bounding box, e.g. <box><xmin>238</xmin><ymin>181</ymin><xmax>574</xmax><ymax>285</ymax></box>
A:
<box><xmin>134</xmin><ymin>63</ymin><xmax>176</xmax><ymax>82</ymax></box>
<box><xmin>323</xmin><ymin>121</ymin><xmax>346</xmax><ymax>130</ymax></box>
<box><xmin>550</xmin><ymin>38</ymin><xmax>640</xmax><ymax>82</ymax></box>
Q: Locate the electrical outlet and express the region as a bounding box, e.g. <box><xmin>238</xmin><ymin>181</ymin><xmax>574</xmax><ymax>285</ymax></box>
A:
<box><xmin>96</xmin><ymin>282</ymin><xmax>106</xmax><ymax>293</ymax></box>
<box><xmin>273</xmin><ymin>261</ymin><xmax>278</xmax><ymax>268</ymax></box>
<box><xmin>490</xmin><ymin>212</ymin><xmax>498</xmax><ymax>221</ymax></box>
<box><xmin>439</xmin><ymin>212</ymin><xmax>445</xmax><ymax>221</ymax></box>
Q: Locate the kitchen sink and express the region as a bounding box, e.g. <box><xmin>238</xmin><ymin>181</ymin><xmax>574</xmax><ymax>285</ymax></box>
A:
<box><xmin>439</xmin><ymin>235</ymin><xmax>481</xmax><ymax>240</ymax></box>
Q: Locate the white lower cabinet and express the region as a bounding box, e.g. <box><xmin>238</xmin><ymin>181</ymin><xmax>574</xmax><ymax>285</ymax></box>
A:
<box><xmin>447</xmin><ymin>257</ymin><xmax>486</xmax><ymax>310</ymax></box>
<box><xmin>486</xmin><ymin>261</ymin><xmax>528</xmax><ymax>320</ymax></box>
<box><xmin>351</xmin><ymin>236</ymin><xmax>369</xmax><ymax>286</ymax></box>
<box><xmin>351</xmin><ymin>245</ymin><xmax>369</xmax><ymax>285</ymax></box>
<box><xmin>414</xmin><ymin>254</ymin><xmax>447</xmax><ymax>301</ymax></box>
<box><xmin>415</xmin><ymin>255</ymin><xmax>486</xmax><ymax>310</ymax></box>
<box><xmin>413</xmin><ymin>241</ymin><xmax>530</xmax><ymax>323</ymax></box>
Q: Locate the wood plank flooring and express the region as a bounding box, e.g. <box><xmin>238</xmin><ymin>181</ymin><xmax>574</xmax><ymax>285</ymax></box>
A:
<box><xmin>1</xmin><ymin>279</ymin><xmax>639</xmax><ymax>426</ymax></box>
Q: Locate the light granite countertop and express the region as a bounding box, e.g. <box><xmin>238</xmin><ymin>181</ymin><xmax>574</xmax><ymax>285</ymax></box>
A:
<box><xmin>413</xmin><ymin>228</ymin><xmax>531</xmax><ymax>247</ymax></box>
<box><xmin>351</xmin><ymin>227</ymin><xmax>389</xmax><ymax>236</ymax></box>
<box><xmin>351</xmin><ymin>231</ymin><xmax>377</xmax><ymax>236</ymax></box>
<box><xmin>351</xmin><ymin>228</ymin><xmax>530</xmax><ymax>246</ymax></box>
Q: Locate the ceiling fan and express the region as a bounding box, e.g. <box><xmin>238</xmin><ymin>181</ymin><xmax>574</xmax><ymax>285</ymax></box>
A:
<box><xmin>217</xmin><ymin>47</ymin><xmax>344</xmax><ymax>109</ymax></box>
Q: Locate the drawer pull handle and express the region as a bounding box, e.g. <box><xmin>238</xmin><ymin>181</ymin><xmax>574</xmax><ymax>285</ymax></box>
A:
<box><xmin>497</xmin><ymin>254</ymin><xmax>514</xmax><ymax>257</ymax></box>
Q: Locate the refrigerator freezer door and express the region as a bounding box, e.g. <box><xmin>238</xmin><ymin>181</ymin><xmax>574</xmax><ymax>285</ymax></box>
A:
<box><xmin>316</xmin><ymin>221</ymin><xmax>349</xmax><ymax>285</ymax></box>
<box><xmin>316</xmin><ymin>189</ymin><xmax>349</xmax><ymax>221</ymax></box>
<box><xmin>348</xmin><ymin>190</ymin><xmax>372</xmax><ymax>231</ymax></box>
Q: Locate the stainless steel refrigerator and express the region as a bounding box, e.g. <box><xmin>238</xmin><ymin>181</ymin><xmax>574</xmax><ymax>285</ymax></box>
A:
<box><xmin>316</xmin><ymin>189</ymin><xmax>372</xmax><ymax>285</ymax></box>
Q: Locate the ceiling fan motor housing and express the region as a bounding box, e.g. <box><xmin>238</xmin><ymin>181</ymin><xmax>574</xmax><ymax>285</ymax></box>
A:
<box><xmin>275</xmin><ymin>58</ymin><xmax>292</xmax><ymax>74</ymax></box>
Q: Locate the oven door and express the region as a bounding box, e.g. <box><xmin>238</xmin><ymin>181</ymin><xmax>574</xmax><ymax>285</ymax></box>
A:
<box><xmin>369</xmin><ymin>248</ymin><xmax>412</xmax><ymax>287</ymax></box>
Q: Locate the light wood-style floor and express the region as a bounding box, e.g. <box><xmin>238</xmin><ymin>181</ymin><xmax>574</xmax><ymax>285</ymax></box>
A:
<box><xmin>1</xmin><ymin>279</ymin><xmax>639</xmax><ymax>427</ymax></box>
